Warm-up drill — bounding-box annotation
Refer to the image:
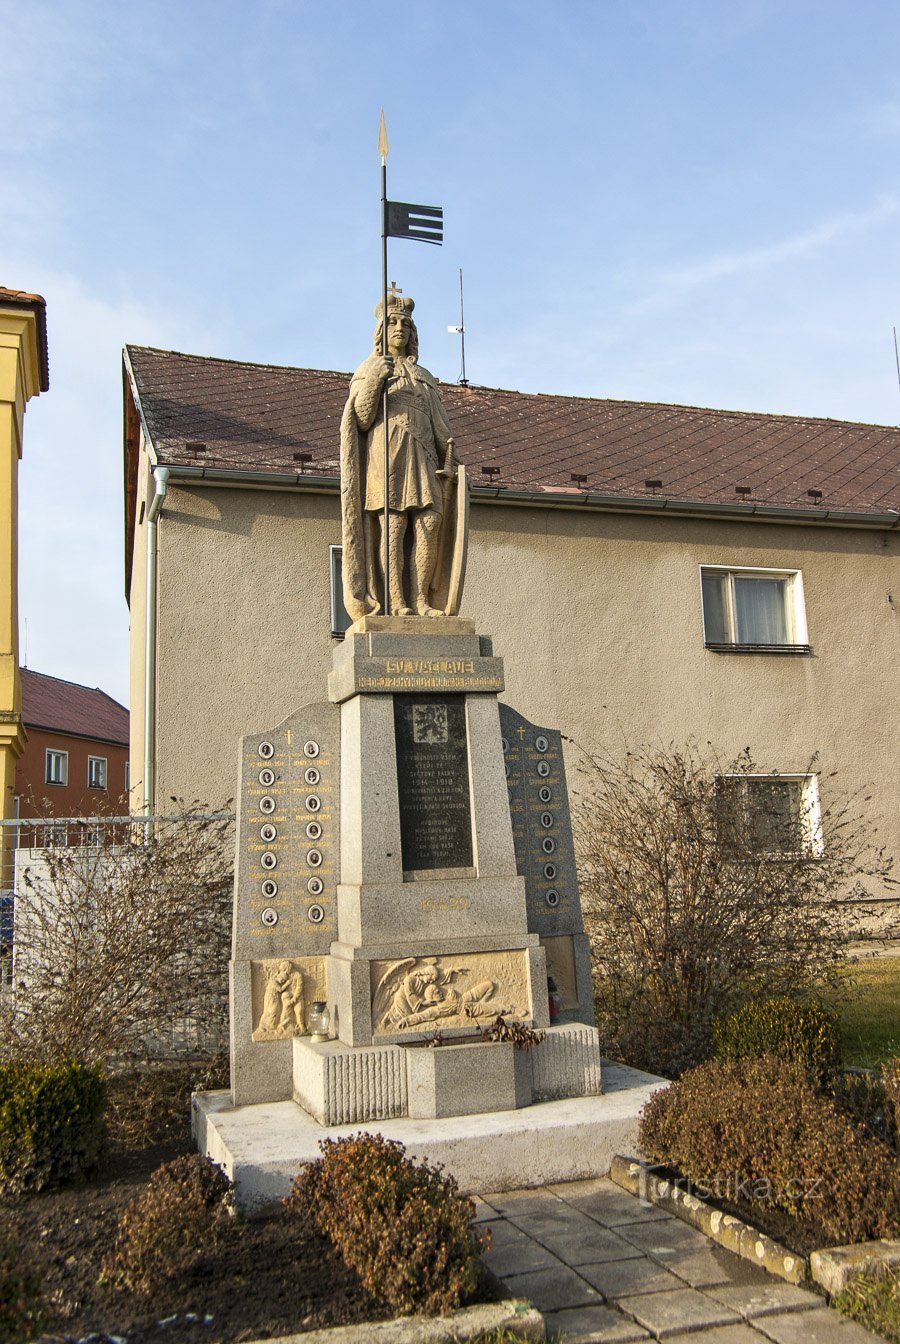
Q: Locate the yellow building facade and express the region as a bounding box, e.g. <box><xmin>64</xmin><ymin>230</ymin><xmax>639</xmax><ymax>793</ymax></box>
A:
<box><xmin>0</xmin><ymin>289</ymin><xmax>48</xmax><ymax>887</ymax></box>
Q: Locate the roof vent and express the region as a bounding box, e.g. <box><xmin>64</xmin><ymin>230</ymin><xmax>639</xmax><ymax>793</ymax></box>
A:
<box><xmin>571</xmin><ymin>473</ymin><xmax>589</xmax><ymax>487</ymax></box>
<box><xmin>807</xmin><ymin>488</ymin><xmax>823</xmax><ymax>501</ymax></box>
<box><xmin>481</xmin><ymin>465</ymin><xmax>501</xmax><ymax>478</ymax></box>
<box><xmin>185</xmin><ymin>441</ymin><xmax>207</xmax><ymax>454</ymax></box>
<box><xmin>645</xmin><ymin>478</ymin><xmax>663</xmax><ymax>493</ymax></box>
<box><xmin>735</xmin><ymin>485</ymin><xmax>752</xmax><ymax>497</ymax></box>
<box><xmin>294</xmin><ymin>452</ymin><xmax>314</xmax><ymax>471</ymax></box>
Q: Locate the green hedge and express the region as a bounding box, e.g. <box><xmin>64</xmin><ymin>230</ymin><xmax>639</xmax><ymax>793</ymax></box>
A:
<box><xmin>0</xmin><ymin>1058</ymin><xmax>106</xmax><ymax>1195</ymax></box>
<box><xmin>712</xmin><ymin>995</ymin><xmax>841</xmax><ymax>1082</ymax></box>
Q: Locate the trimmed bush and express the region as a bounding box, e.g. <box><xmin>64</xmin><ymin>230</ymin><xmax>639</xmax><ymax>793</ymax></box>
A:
<box><xmin>712</xmin><ymin>995</ymin><xmax>842</xmax><ymax>1083</ymax></box>
<box><xmin>102</xmin><ymin>1153</ymin><xmax>232</xmax><ymax>1293</ymax></box>
<box><xmin>285</xmin><ymin>1133</ymin><xmax>486</xmax><ymax>1316</ymax></box>
<box><xmin>0</xmin><ymin>1235</ymin><xmax>43</xmax><ymax>1342</ymax></box>
<box><xmin>0</xmin><ymin>1058</ymin><xmax>106</xmax><ymax>1195</ymax></box>
<box><xmin>639</xmin><ymin>1055</ymin><xmax>900</xmax><ymax>1244</ymax></box>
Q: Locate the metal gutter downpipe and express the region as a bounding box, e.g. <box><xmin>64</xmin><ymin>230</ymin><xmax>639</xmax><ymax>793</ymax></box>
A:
<box><xmin>143</xmin><ymin>466</ymin><xmax>169</xmax><ymax>814</ymax></box>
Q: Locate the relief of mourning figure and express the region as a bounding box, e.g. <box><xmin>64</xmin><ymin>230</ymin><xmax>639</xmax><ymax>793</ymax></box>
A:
<box><xmin>340</xmin><ymin>291</ymin><xmax>469</xmax><ymax>621</ymax></box>
<box><xmin>256</xmin><ymin>959</ymin><xmax>306</xmax><ymax>1038</ymax></box>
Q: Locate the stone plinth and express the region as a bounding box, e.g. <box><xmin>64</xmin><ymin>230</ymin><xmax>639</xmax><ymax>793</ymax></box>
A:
<box><xmin>194</xmin><ymin>1060</ymin><xmax>667</xmax><ymax>1216</ymax></box>
<box><xmin>291</xmin><ymin>1024</ymin><xmax>603</xmax><ymax>1126</ymax></box>
<box><xmin>228</xmin><ymin>617</ymin><xmax>598</xmax><ymax>1123</ymax></box>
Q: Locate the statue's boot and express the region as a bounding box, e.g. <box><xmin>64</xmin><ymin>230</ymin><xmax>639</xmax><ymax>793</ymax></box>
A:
<box><xmin>410</xmin><ymin>509</ymin><xmax>443</xmax><ymax>616</ymax></box>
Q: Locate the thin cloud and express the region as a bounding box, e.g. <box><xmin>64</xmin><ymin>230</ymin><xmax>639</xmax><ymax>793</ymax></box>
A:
<box><xmin>629</xmin><ymin>197</ymin><xmax>900</xmax><ymax>313</ymax></box>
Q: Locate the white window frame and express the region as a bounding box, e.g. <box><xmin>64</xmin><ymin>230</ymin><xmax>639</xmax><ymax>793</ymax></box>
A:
<box><xmin>45</xmin><ymin>749</ymin><xmax>68</xmax><ymax>786</ymax></box>
<box><xmin>87</xmin><ymin>755</ymin><xmax>108</xmax><ymax>790</ymax></box>
<box><xmin>329</xmin><ymin>544</ymin><xmax>353</xmax><ymax>637</ymax></box>
<box><xmin>699</xmin><ymin>565</ymin><xmax>808</xmax><ymax>649</ymax></box>
<box><xmin>717</xmin><ymin>772</ymin><xmax>824</xmax><ymax>858</ymax></box>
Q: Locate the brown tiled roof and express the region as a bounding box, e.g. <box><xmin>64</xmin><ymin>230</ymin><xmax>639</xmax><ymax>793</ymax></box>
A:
<box><xmin>20</xmin><ymin>669</ymin><xmax>129</xmax><ymax>746</ymax></box>
<box><xmin>0</xmin><ymin>287</ymin><xmax>49</xmax><ymax>391</ymax></box>
<box><xmin>125</xmin><ymin>346</ymin><xmax>900</xmax><ymax>516</ymax></box>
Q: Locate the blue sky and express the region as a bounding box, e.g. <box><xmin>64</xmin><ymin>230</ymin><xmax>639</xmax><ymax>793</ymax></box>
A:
<box><xmin>4</xmin><ymin>0</ymin><xmax>900</xmax><ymax>705</ymax></box>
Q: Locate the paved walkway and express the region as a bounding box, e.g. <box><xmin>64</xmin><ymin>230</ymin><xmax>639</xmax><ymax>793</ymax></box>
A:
<box><xmin>475</xmin><ymin>1179</ymin><xmax>884</xmax><ymax>1342</ymax></box>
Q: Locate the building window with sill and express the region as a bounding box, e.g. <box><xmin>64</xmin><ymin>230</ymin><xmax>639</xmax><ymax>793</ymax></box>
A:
<box><xmin>329</xmin><ymin>545</ymin><xmax>353</xmax><ymax>638</ymax></box>
<box><xmin>45</xmin><ymin>749</ymin><xmax>68</xmax><ymax>786</ymax></box>
<box><xmin>717</xmin><ymin>773</ymin><xmax>823</xmax><ymax>858</ymax></box>
<box><xmin>88</xmin><ymin>756</ymin><xmax>108</xmax><ymax>790</ymax></box>
<box><xmin>700</xmin><ymin>566</ymin><xmax>809</xmax><ymax>651</ymax></box>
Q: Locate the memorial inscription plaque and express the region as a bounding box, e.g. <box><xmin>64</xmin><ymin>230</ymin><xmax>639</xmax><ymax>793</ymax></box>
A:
<box><xmin>500</xmin><ymin>704</ymin><xmax>580</xmax><ymax>935</ymax></box>
<box><xmin>393</xmin><ymin>694</ymin><xmax>473</xmax><ymax>872</ymax></box>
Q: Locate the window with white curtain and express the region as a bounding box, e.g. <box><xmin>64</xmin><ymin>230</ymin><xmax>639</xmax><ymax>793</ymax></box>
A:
<box><xmin>700</xmin><ymin>566</ymin><xmax>808</xmax><ymax>649</ymax></box>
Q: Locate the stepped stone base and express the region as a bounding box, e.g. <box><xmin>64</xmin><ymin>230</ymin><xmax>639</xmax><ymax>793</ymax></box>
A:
<box><xmin>292</xmin><ymin>1025</ymin><xmax>603</xmax><ymax>1125</ymax></box>
<box><xmin>192</xmin><ymin>1060</ymin><xmax>666</xmax><ymax>1215</ymax></box>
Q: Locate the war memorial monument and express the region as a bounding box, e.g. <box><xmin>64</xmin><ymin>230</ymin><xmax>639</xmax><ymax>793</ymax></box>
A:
<box><xmin>194</xmin><ymin>291</ymin><xmax>660</xmax><ymax>1210</ymax></box>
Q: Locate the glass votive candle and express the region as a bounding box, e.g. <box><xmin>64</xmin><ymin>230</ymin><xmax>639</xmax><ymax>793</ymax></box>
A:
<box><xmin>308</xmin><ymin>1000</ymin><xmax>331</xmax><ymax>1042</ymax></box>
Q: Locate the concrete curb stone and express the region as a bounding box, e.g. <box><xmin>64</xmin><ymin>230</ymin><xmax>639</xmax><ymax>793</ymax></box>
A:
<box><xmin>235</xmin><ymin>1298</ymin><xmax>546</xmax><ymax>1343</ymax></box>
<box><xmin>609</xmin><ymin>1156</ymin><xmax>810</xmax><ymax>1286</ymax></box>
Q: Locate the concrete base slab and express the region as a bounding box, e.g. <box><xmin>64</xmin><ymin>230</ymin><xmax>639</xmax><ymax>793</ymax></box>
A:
<box><xmin>193</xmin><ymin>1060</ymin><xmax>665</xmax><ymax>1215</ymax></box>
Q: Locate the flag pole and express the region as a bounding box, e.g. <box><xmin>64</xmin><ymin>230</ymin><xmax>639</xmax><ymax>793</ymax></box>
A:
<box><xmin>379</xmin><ymin>110</ymin><xmax>391</xmax><ymax>616</ymax></box>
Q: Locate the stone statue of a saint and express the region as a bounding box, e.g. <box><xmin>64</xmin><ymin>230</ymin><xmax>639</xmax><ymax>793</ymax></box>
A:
<box><xmin>340</xmin><ymin>291</ymin><xmax>469</xmax><ymax>622</ymax></box>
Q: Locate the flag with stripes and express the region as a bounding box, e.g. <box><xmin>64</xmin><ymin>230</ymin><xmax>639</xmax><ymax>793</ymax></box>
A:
<box><xmin>384</xmin><ymin>200</ymin><xmax>443</xmax><ymax>245</ymax></box>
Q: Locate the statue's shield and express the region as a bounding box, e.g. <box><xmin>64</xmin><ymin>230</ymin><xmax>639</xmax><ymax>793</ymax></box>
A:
<box><xmin>429</xmin><ymin>465</ymin><xmax>469</xmax><ymax>616</ymax></box>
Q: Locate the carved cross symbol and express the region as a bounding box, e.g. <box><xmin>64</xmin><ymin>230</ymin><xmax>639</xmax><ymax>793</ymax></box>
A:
<box><xmin>517</xmin><ymin>725</ymin><xmax>526</xmax><ymax>740</ymax></box>
<box><xmin>389</xmin><ymin>280</ymin><xmax>403</xmax><ymax>298</ymax></box>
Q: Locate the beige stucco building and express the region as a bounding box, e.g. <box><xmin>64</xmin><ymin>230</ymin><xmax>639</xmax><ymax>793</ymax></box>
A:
<box><xmin>122</xmin><ymin>347</ymin><xmax>900</xmax><ymax>940</ymax></box>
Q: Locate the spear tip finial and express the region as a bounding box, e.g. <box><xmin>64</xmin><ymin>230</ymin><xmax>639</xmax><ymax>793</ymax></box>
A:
<box><xmin>378</xmin><ymin>108</ymin><xmax>389</xmax><ymax>161</ymax></box>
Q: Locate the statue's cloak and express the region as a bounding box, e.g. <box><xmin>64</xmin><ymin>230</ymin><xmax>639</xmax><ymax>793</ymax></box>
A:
<box><xmin>340</xmin><ymin>355</ymin><xmax>468</xmax><ymax>622</ymax></box>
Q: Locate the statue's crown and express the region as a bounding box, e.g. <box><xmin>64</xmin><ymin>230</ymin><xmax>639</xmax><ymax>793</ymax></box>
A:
<box><xmin>375</xmin><ymin>293</ymin><xmax>415</xmax><ymax>319</ymax></box>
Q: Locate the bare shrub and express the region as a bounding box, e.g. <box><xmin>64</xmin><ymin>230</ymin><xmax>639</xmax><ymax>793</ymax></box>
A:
<box><xmin>0</xmin><ymin>805</ymin><xmax>233</xmax><ymax>1066</ymax></box>
<box><xmin>102</xmin><ymin>1153</ymin><xmax>232</xmax><ymax>1293</ymax></box>
<box><xmin>574</xmin><ymin>743</ymin><xmax>894</xmax><ymax>1076</ymax></box>
<box><xmin>285</xmin><ymin>1133</ymin><xmax>486</xmax><ymax>1316</ymax></box>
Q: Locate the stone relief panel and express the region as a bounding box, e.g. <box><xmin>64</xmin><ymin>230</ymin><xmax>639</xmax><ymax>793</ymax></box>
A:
<box><xmin>250</xmin><ymin>956</ymin><xmax>327</xmax><ymax>1042</ymax></box>
<box><xmin>370</xmin><ymin>951</ymin><xmax>531</xmax><ymax>1036</ymax></box>
<box><xmin>540</xmin><ymin>935</ymin><xmax>579</xmax><ymax>1012</ymax></box>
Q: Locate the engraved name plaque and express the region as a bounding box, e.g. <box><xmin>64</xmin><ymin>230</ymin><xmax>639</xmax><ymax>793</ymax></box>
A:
<box><xmin>394</xmin><ymin>695</ymin><xmax>473</xmax><ymax>872</ymax></box>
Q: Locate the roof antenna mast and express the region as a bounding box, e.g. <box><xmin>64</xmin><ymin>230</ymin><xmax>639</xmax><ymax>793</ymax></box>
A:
<box><xmin>894</xmin><ymin>326</ymin><xmax>900</xmax><ymax>399</ymax></box>
<box><xmin>448</xmin><ymin>268</ymin><xmax>468</xmax><ymax>386</ymax></box>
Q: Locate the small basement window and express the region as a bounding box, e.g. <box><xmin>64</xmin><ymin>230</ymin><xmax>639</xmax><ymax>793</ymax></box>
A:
<box><xmin>717</xmin><ymin>773</ymin><xmax>823</xmax><ymax>857</ymax></box>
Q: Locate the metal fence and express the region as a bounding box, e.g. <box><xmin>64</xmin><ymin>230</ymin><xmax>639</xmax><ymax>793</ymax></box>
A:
<box><xmin>0</xmin><ymin>813</ymin><xmax>235</xmax><ymax>1050</ymax></box>
<box><xmin>1</xmin><ymin>812</ymin><xmax>234</xmax><ymax>851</ymax></box>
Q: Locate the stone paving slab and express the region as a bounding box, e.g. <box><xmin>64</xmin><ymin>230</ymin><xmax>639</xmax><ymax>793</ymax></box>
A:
<box><xmin>547</xmin><ymin>1177</ymin><xmax>671</xmax><ymax>1227</ymax></box>
<box><xmin>616</xmin><ymin>1215</ymin><xmax>722</xmax><ymax>1257</ymax></box>
<box><xmin>543</xmin><ymin>1302</ymin><xmax>651</xmax><ymax>1341</ymax></box>
<box><xmin>752</xmin><ymin>1307</ymin><xmax>886</xmax><ymax>1342</ymax></box>
<box><xmin>616</xmin><ymin>1287</ymin><xmax>743</xmax><ymax>1336</ymax></box>
<box><xmin>518</xmin><ymin>1218</ymin><xmax>645</xmax><ymax>1268</ymax></box>
<box><xmin>668</xmin><ymin>1328</ymin><xmax>768</xmax><ymax>1344</ymax></box>
<box><xmin>706</xmin><ymin>1283</ymin><xmax>825</xmax><ymax>1319</ymax></box>
<box><xmin>484</xmin><ymin>1226</ymin><xmax>564</xmax><ymax>1278</ymax></box>
<box><xmin>664</xmin><ymin>1244</ymin><xmax>772</xmax><ymax>1290</ymax></box>
<box><xmin>578</xmin><ymin>1256</ymin><xmax>689</xmax><ymax>1300</ymax></box>
<box><xmin>500</xmin><ymin>1264</ymin><xmax>604</xmax><ymax>1313</ymax></box>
